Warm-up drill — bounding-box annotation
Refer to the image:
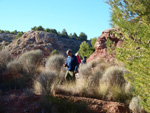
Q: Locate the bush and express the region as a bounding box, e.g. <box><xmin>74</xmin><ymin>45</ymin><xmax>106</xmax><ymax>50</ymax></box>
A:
<box><xmin>16</xmin><ymin>32</ymin><xmax>24</xmax><ymax>39</ymax></box>
<box><xmin>78</xmin><ymin>62</ymin><xmax>93</xmax><ymax>78</ymax></box>
<box><xmin>18</xmin><ymin>50</ymin><xmax>43</xmax><ymax>73</ymax></box>
<box><xmin>37</xmin><ymin>71</ymin><xmax>57</xmax><ymax>95</ymax></box>
<box><xmin>45</xmin><ymin>54</ymin><xmax>65</xmax><ymax>73</ymax></box>
<box><xmin>0</xmin><ymin>50</ymin><xmax>12</xmax><ymax>73</ymax></box>
<box><xmin>7</xmin><ymin>60</ymin><xmax>22</xmax><ymax>73</ymax></box>
<box><xmin>101</xmin><ymin>66</ymin><xmax>126</xmax><ymax>87</ymax></box>
<box><xmin>129</xmin><ymin>97</ymin><xmax>146</xmax><ymax>113</ymax></box>
<box><xmin>78</xmin><ymin>41</ymin><xmax>94</xmax><ymax>59</ymax></box>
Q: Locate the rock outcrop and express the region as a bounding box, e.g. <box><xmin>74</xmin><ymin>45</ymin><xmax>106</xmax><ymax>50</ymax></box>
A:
<box><xmin>4</xmin><ymin>31</ymin><xmax>84</xmax><ymax>57</ymax></box>
<box><xmin>87</xmin><ymin>28</ymin><xmax>123</xmax><ymax>62</ymax></box>
<box><xmin>0</xmin><ymin>33</ymin><xmax>16</xmax><ymax>47</ymax></box>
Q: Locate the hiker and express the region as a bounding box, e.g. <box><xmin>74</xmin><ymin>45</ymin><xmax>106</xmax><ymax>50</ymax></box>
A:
<box><xmin>64</xmin><ymin>49</ymin><xmax>78</xmax><ymax>81</ymax></box>
<box><xmin>75</xmin><ymin>53</ymin><xmax>81</xmax><ymax>72</ymax></box>
<box><xmin>81</xmin><ymin>56</ymin><xmax>87</xmax><ymax>66</ymax></box>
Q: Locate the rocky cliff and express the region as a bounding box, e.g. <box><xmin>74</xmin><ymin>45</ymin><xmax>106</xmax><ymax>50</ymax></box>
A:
<box><xmin>0</xmin><ymin>33</ymin><xmax>16</xmax><ymax>47</ymax></box>
<box><xmin>4</xmin><ymin>31</ymin><xmax>84</xmax><ymax>57</ymax></box>
<box><xmin>87</xmin><ymin>28</ymin><xmax>123</xmax><ymax>62</ymax></box>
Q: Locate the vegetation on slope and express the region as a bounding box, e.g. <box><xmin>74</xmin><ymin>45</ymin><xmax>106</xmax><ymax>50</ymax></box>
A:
<box><xmin>107</xmin><ymin>0</ymin><xmax>150</xmax><ymax>111</ymax></box>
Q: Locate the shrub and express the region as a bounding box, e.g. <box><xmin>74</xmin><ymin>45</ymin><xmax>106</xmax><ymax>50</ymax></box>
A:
<box><xmin>78</xmin><ymin>62</ymin><xmax>93</xmax><ymax>78</ymax></box>
<box><xmin>0</xmin><ymin>50</ymin><xmax>12</xmax><ymax>73</ymax></box>
<box><xmin>37</xmin><ymin>71</ymin><xmax>57</xmax><ymax>95</ymax></box>
<box><xmin>101</xmin><ymin>66</ymin><xmax>126</xmax><ymax>87</ymax></box>
<box><xmin>78</xmin><ymin>41</ymin><xmax>94</xmax><ymax>59</ymax></box>
<box><xmin>16</xmin><ymin>32</ymin><xmax>23</xmax><ymax>39</ymax></box>
<box><xmin>88</xmin><ymin>70</ymin><xmax>102</xmax><ymax>87</ymax></box>
<box><xmin>107</xmin><ymin>0</ymin><xmax>150</xmax><ymax>111</ymax></box>
<box><xmin>18</xmin><ymin>50</ymin><xmax>43</xmax><ymax>73</ymax></box>
<box><xmin>45</xmin><ymin>54</ymin><xmax>65</xmax><ymax>73</ymax></box>
<box><xmin>92</xmin><ymin>63</ymin><xmax>109</xmax><ymax>74</ymax></box>
<box><xmin>129</xmin><ymin>97</ymin><xmax>146</xmax><ymax>113</ymax></box>
<box><xmin>7</xmin><ymin>60</ymin><xmax>22</xmax><ymax>73</ymax></box>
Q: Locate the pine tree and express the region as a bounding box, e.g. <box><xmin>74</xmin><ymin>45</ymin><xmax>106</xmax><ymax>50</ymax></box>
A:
<box><xmin>78</xmin><ymin>41</ymin><xmax>94</xmax><ymax>58</ymax></box>
<box><xmin>61</xmin><ymin>29</ymin><xmax>69</xmax><ymax>38</ymax></box>
<box><xmin>107</xmin><ymin>0</ymin><xmax>150</xmax><ymax>111</ymax></box>
<box><xmin>79</xmin><ymin>32</ymin><xmax>87</xmax><ymax>41</ymax></box>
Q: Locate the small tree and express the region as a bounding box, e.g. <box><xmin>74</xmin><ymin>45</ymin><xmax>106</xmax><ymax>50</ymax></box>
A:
<box><xmin>79</xmin><ymin>32</ymin><xmax>87</xmax><ymax>41</ymax></box>
<box><xmin>78</xmin><ymin>41</ymin><xmax>94</xmax><ymax>58</ymax></box>
<box><xmin>61</xmin><ymin>29</ymin><xmax>68</xmax><ymax>38</ymax></box>
<box><xmin>11</xmin><ymin>30</ymin><xmax>17</xmax><ymax>34</ymax></box>
<box><xmin>107</xmin><ymin>0</ymin><xmax>150</xmax><ymax>111</ymax></box>
<box><xmin>31</xmin><ymin>26</ymin><xmax>37</xmax><ymax>31</ymax></box>
<box><xmin>16</xmin><ymin>32</ymin><xmax>24</xmax><ymax>39</ymax></box>
<box><xmin>90</xmin><ymin>37</ymin><xmax>97</xmax><ymax>48</ymax></box>
<box><xmin>37</xmin><ymin>26</ymin><xmax>45</xmax><ymax>31</ymax></box>
<box><xmin>72</xmin><ymin>32</ymin><xmax>78</xmax><ymax>39</ymax></box>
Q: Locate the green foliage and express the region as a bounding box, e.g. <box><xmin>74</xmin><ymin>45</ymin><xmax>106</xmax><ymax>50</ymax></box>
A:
<box><xmin>31</xmin><ymin>26</ymin><xmax>45</xmax><ymax>31</ymax></box>
<box><xmin>78</xmin><ymin>41</ymin><xmax>94</xmax><ymax>58</ymax></box>
<box><xmin>45</xmin><ymin>28</ymin><xmax>57</xmax><ymax>34</ymax></box>
<box><xmin>61</xmin><ymin>29</ymin><xmax>69</xmax><ymax>38</ymax></box>
<box><xmin>105</xmin><ymin>38</ymin><xmax>115</xmax><ymax>54</ymax></box>
<box><xmin>31</xmin><ymin>26</ymin><xmax>37</xmax><ymax>30</ymax></box>
<box><xmin>50</xmin><ymin>49</ymin><xmax>59</xmax><ymax>56</ymax></box>
<box><xmin>107</xmin><ymin>0</ymin><xmax>150</xmax><ymax>111</ymax></box>
<box><xmin>16</xmin><ymin>32</ymin><xmax>24</xmax><ymax>39</ymax></box>
<box><xmin>0</xmin><ymin>30</ymin><xmax>5</xmax><ymax>33</ymax></box>
<box><xmin>90</xmin><ymin>37</ymin><xmax>97</xmax><ymax>48</ymax></box>
<box><xmin>4</xmin><ymin>30</ymin><xmax>10</xmax><ymax>34</ymax></box>
<box><xmin>11</xmin><ymin>30</ymin><xmax>17</xmax><ymax>34</ymax></box>
<box><xmin>72</xmin><ymin>32</ymin><xmax>79</xmax><ymax>39</ymax></box>
<box><xmin>79</xmin><ymin>32</ymin><xmax>87</xmax><ymax>41</ymax></box>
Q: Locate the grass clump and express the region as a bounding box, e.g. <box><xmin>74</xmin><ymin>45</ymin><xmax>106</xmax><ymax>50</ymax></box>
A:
<box><xmin>37</xmin><ymin>71</ymin><xmax>57</xmax><ymax>95</ymax></box>
<box><xmin>0</xmin><ymin>50</ymin><xmax>12</xmax><ymax>73</ymax></box>
<box><xmin>129</xmin><ymin>97</ymin><xmax>146</xmax><ymax>113</ymax></box>
<box><xmin>18</xmin><ymin>49</ymin><xmax>43</xmax><ymax>74</ymax></box>
<box><xmin>45</xmin><ymin>54</ymin><xmax>65</xmax><ymax>73</ymax></box>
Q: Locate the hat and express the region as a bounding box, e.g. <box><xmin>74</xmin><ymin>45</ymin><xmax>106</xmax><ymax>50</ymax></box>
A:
<box><xmin>75</xmin><ymin>53</ymin><xmax>79</xmax><ymax>56</ymax></box>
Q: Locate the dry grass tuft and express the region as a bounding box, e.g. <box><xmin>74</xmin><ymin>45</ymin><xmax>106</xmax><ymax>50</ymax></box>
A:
<box><xmin>129</xmin><ymin>97</ymin><xmax>146</xmax><ymax>113</ymax></box>
<box><xmin>45</xmin><ymin>54</ymin><xmax>65</xmax><ymax>73</ymax></box>
<box><xmin>37</xmin><ymin>71</ymin><xmax>57</xmax><ymax>95</ymax></box>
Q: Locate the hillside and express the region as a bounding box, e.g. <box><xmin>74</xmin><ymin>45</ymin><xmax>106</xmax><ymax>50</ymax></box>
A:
<box><xmin>4</xmin><ymin>30</ymin><xmax>85</xmax><ymax>57</ymax></box>
<box><xmin>0</xmin><ymin>33</ymin><xmax>16</xmax><ymax>48</ymax></box>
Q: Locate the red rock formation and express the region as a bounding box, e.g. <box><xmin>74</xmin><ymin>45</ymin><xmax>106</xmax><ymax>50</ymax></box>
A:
<box><xmin>87</xmin><ymin>28</ymin><xmax>123</xmax><ymax>62</ymax></box>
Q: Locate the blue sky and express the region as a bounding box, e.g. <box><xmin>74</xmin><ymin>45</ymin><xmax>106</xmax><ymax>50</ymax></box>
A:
<box><xmin>0</xmin><ymin>0</ymin><xmax>111</xmax><ymax>39</ymax></box>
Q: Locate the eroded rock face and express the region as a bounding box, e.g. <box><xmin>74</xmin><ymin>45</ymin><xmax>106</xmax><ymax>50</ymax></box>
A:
<box><xmin>0</xmin><ymin>33</ymin><xmax>16</xmax><ymax>46</ymax></box>
<box><xmin>87</xmin><ymin>28</ymin><xmax>123</xmax><ymax>62</ymax></box>
<box><xmin>4</xmin><ymin>31</ymin><xmax>83</xmax><ymax>57</ymax></box>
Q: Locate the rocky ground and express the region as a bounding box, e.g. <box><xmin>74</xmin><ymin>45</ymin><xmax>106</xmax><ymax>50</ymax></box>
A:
<box><xmin>0</xmin><ymin>90</ymin><xmax>131</xmax><ymax>113</ymax></box>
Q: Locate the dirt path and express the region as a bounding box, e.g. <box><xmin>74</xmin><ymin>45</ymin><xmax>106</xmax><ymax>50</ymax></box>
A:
<box><xmin>0</xmin><ymin>90</ymin><xmax>131</xmax><ymax>113</ymax></box>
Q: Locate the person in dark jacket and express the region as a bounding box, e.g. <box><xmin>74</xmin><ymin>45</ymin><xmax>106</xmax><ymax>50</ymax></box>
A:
<box><xmin>65</xmin><ymin>49</ymin><xmax>78</xmax><ymax>81</ymax></box>
<box><xmin>81</xmin><ymin>56</ymin><xmax>87</xmax><ymax>66</ymax></box>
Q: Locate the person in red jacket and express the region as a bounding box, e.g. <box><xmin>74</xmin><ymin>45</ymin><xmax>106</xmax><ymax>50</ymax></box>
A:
<box><xmin>75</xmin><ymin>53</ymin><xmax>81</xmax><ymax>72</ymax></box>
